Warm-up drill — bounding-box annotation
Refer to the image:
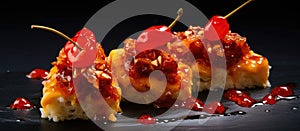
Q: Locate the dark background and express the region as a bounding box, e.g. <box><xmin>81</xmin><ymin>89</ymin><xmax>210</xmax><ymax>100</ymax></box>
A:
<box><xmin>0</xmin><ymin>0</ymin><xmax>300</xmax><ymax>131</ymax></box>
<box><xmin>0</xmin><ymin>0</ymin><xmax>299</xmax><ymax>73</ymax></box>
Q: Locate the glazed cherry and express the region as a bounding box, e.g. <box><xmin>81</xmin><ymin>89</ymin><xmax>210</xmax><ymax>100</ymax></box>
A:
<box><xmin>204</xmin><ymin>0</ymin><xmax>253</xmax><ymax>41</ymax></box>
<box><xmin>204</xmin><ymin>15</ymin><xmax>229</xmax><ymax>41</ymax></box>
<box><xmin>224</xmin><ymin>89</ymin><xmax>256</xmax><ymax>107</ymax></box>
<box><xmin>64</xmin><ymin>28</ymin><xmax>97</xmax><ymax>68</ymax></box>
<box><xmin>137</xmin><ymin>114</ymin><xmax>156</xmax><ymax>124</ymax></box>
<box><xmin>31</xmin><ymin>25</ymin><xmax>97</xmax><ymax>68</ymax></box>
<box><xmin>135</xmin><ymin>8</ymin><xmax>183</xmax><ymax>52</ymax></box>
<box><xmin>26</xmin><ymin>68</ymin><xmax>48</xmax><ymax>79</ymax></box>
<box><xmin>135</xmin><ymin>26</ymin><xmax>172</xmax><ymax>52</ymax></box>
<box><xmin>10</xmin><ymin>97</ymin><xmax>34</xmax><ymax>109</ymax></box>
<box><xmin>203</xmin><ymin>101</ymin><xmax>227</xmax><ymax>114</ymax></box>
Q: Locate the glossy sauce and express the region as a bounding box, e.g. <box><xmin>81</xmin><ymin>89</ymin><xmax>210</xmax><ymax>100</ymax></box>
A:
<box><xmin>224</xmin><ymin>89</ymin><xmax>256</xmax><ymax>107</ymax></box>
<box><xmin>261</xmin><ymin>83</ymin><xmax>296</xmax><ymax>104</ymax></box>
<box><xmin>26</xmin><ymin>68</ymin><xmax>49</xmax><ymax>79</ymax></box>
<box><xmin>224</xmin><ymin>82</ymin><xmax>297</xmax><ymax>107</ymax></box>
<box><xmin>129</xmin><ymin>49</ymin><xmax>179</xmax><ymax>85</ymax></box>
<box><xmin>203</xmin><ymin>101</ymin><xmax>227</xmax><ymax>114</ymax></box>
<box><xmin>10</xmin><ymin>97</ymin><xmax>35</xmax><ymax>110</ymax></box>
<box><xmin>137</xmin><ymin>114</ymin><xmax>156</xmax><ymax>124</ymax></box>
<box><xmin>175</xmin><ymin>29</ymin><xmax>250</xmax><ymax>69</ymax></box>
<box><xmin>174</xmin><ymin>97</ymin><xmax>204</xmax><ymax>111</ymax></box>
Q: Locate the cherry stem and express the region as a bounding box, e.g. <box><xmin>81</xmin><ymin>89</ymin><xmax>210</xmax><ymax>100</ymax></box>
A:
<box><xmin>168</xmin><ymin>8</ymin><xmax>183</xmax><ymax>29</ymax></box>
<box><xmin>31</xmin><ymin>25</ymin><xmax>83</xmax><ymax>50</ymax></box>
<box><xmin>224</xmin><ymin>0</ymin><xmax>253</xmax><ymax>19</ymax></box>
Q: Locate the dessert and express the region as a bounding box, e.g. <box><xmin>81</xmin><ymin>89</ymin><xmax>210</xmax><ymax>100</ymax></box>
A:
<box><xmin>30</xmin><ymin>0</ymin><xmax>272</xmax><ymax>123</ymax></box>
<box><xmin>173</xmin><ymin>26</ymin><xmax>271</xmax><ymax>91</ymax></box>
<box><xmin>108</xmin><ymin>25</ymin><xmax>270</xmax><ymax>106</ymax></box>
<box><xmin>108</xmin><ymin>8</ymin><xmax>195</xmax><ymax>108</ymax></box>
<box><xmin>32</xmin><ymin>26</ymin><xmax>122</xmax><ymax>122</ymax></box>
<box><xmin>109</xmin><ymin>40</ymin><xmax>193</xmax><ymax>108</ymax></box>
<box><xmin>108</xmin><ymin>1</ymin><xmax>270</xmax><ymax>110</ymax></box>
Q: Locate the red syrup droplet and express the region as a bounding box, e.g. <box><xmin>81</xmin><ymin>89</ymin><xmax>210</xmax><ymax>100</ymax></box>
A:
<box><xmin>179</xmin><ymin>97</ymin><xmax>204</xmax><ymax>111</ymax></box>
<box><xmin>137</xmin><ymin>114</ymin><xmax>156</xmax><ymax>124</ymax></box>
<box><xmin>261</xmin><ymin>82</ymin><xmax>297</xmax><ymax>105</ymax></box>
<box><xmin>10</xmin><ymin>97</ymin><xmax>35</xmax><ymax>109</ymax></box>
<box><xmin>26</xmin><ymin>68</ymin><xmax>49</xmax><ymax>79</ymax></box>
<box><xmin>224</xmin><ymin>89</ymin><xmax>256</xmax><ymax>107</ymax></box>
<box><xmin>261</xmin><ymin>94</ymin><xmax>277</xmax><ymax>105</ymax></box>
<box><xmin>203</xmin><ymin>101</ymin><xmax>227</xmax><ymax>114</ymax></box>
<box><xmin>271</xmin><ymin>83</ymin><xmax>295</xmax><ymax>97</ymax></box>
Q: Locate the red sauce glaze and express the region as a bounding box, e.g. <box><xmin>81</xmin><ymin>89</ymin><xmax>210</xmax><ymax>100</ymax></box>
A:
<box><xmin>47</xmin><ymin>49</ymin><xmax>75</xmax><ymax>96</ymax></box>
<box><xmin>192</xmin><ymin>99</ymin><xmax>205</xmax><ymax>111</ymax></box>
<box><xmin>26</xmin><ymin>68</ymin><xmax>49</xmax><ymax>79</ymax></box>
<box><xmin>137</xmin><ymin>114</ymin><xmax>156</xmax><ymax>124</ymax></box>
<box><xmin>129</xmin><ymin>49</ymin><xmax>179</xmax><ymax>84</ymax></box>
<box><xmin>261</xmin><ymin>83</ymin><xmax>296</xmax><ymax>105</ymax></box>
<box><xmin>224</xmin><ymin>89</ymin><xmax>256</xmax><ymax>107</ymax></box>
<box><xmin>225</xmin><ymin>83</ymin><xmax>296</xmax><ymax>106</ymax></box>
<box><xmin>55</xmin><ymin>68</ymin><xmax>75</xmax><ymax>96</ymax></box>
<box><xmin>93</xmin><ymin>44</ymin><xmax>121</xmax><ymax>101</ymax></box>
<box><xmin>10</xmin><ymin>97</ymin><xmax>34</xmax><ymax>109</ymax></box>
<box><xmin>177</xmin><ymin>83</ymin><xmax>296</xmax><ymax>115</ymax></box>
<box><xmin>99</xmin><ymin>85</ymin><xmax>120</xmax><ymax>101</ymax></box>
<box><xmin>261</xmin><ymin>94</ymin><xmax>277</xmax><ymax>105</ymax></box>
<box><xmin>176</xmin><ymin>30</ymin><xmax>250</xmax><ymax>69</ymax></box>
<box><xmin>203</xmin><ymin>101</ymin><xmax>227</xmax><ymax>114</ymax></box>
<box><xmin>270</xmin><ymin>83</ymin><xmax>295</xmax><ymax>97</ymax></box>
<box><xmin>221</xmin><ymin>33</ymin><xmax>250</xmax><ymax>68</ymax></box>
<box><xmin>176</xmin><ymin>97</ymin><xmax>205</xmax><ymax>111</ymax></box>
<box><xmin>187</xmin><ymin>38</ymin><xmax>210</xmax><ymax>67</ymax></box>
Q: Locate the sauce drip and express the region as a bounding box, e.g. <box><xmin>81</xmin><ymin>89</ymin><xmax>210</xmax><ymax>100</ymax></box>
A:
<box><xmin>10</xmin><ymin>97</ymin><xmax>35</xmax><ymax>110</ymax></box>
<box><xmin>224</xmin><ymin>89</ymin><xmax>256</xmax><ymax>107</ymax></box>
<box><xmin>203</xmin><ymin>101</ymin><xmax>227</xmax><ymax>114</ymax></box>
<box><xmin>224</xmin><ymin>82</ymin><xmax>297</xmax><ymax>107</ymax></box>
<box><xmin>26</xmin><ymin>68</ymin><xmax>49</xmax><ymax>79</ymax></box>
<box><xmin>137</xmin><ymin>114</ymin><xmax>156</xmax><ymax>124</ymax></box>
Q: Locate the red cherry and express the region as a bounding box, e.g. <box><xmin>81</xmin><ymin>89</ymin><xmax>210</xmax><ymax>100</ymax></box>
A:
<box><xmin>204</xmin><ymin>0</ymin><xmax>253</xmax><ymax>41</ymax></box>
<box><xmin>204</xmin><ymin>15</ymin><xmax>229</xmax><ymax>41</ymax></box>
<box><xmin>31</xmin><ymin>25</ymin><xmax>97</xmax><ymax>68</ymax></box>
<box><xmin>262</xmin><ymin>94</ymin><xmax>277</xmax><ymax>105</ymax></box>
<box><xmin>270</xmin><ymin>84</ymin><xmax>294</xmax><ymax>97</ymax></box>
<box><xmin>26</xmin><ymin>68</ymin><xmax>49</xmax><ymax>79</ymax></box>
<box><xmin>135</xmin><ymin>26</ymin><xmax>172</xmax><ymax>52</ymax></box>
<box><xmin>137</xmin><ymin>114</ymin><xmax>156</xmax><ymax>124</ymax></box>
<box><xmin>10</xmin><ymin>97</ymin><xmax>34</xmax><ymax>109</ymax></box>
<box><xmin>203</xmin><ymin>101</ymin><xmax>227</xmax><ymax>114</ymax></box>
<box><xmin>64</xmin><ymin>28</ymin><xmax>97</xmax><ymax>68</ymax></box>
<box><xmin>135</xmin><ymin>8</ymin><xmax>183</xmax><ymax>53</ymax></box>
